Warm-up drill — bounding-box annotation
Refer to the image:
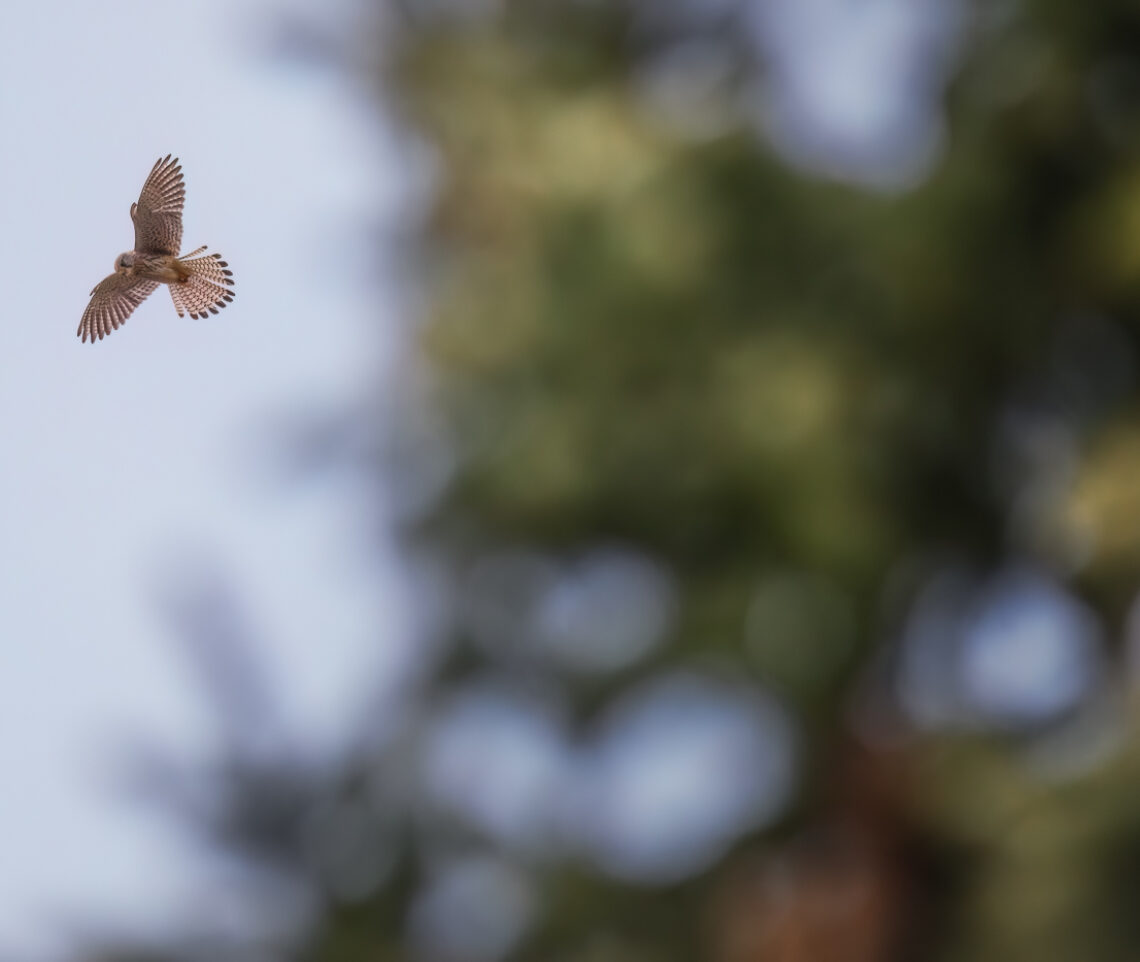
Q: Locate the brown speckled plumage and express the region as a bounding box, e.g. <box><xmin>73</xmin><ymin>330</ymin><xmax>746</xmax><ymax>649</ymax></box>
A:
<box><xmin>79</xmin><ymin>155</ymin><xmax>235</xmax><ymax>343</ymax></box>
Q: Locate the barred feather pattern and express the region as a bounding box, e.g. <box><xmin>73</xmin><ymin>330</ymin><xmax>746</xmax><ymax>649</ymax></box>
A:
<box><xmin>168</xmin><ymin>247</ymin><xmax>236</xmax><ymax>320</ymax></box>
<box><xmin>78</xmin><ymin>276</ymin><xmax>160</xmax><ymax>343</ymax></box>
<box><xmin>133</xmin><ymin>155</ymin><xmax>185</xmax><ymax>256</ymax></box>
<box><xmin>80</xmin><ymin>155</ymin><xmax>236</xmax><ymax>343</ymax></box>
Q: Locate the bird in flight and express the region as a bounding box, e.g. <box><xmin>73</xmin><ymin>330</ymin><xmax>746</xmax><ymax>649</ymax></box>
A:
<box><xmin>79</xmin><ymin>155</ymin><xmax>235</xmax><ymax>343</ymax></box>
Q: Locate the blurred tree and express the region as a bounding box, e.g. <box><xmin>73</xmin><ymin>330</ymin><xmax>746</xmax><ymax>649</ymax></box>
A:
<box><xmin>74</xmin><ymin>1</ymin><xmax>1140</xmax><ymax>961</ymax></box>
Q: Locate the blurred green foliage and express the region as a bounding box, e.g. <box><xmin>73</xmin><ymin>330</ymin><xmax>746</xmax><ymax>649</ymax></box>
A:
<box><xmin>78</xmin><ymin>1</ymin><xmax>1140</xmax><ymax>961</ymax></box>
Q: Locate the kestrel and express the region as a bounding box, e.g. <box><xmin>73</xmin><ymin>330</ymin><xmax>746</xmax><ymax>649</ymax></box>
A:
<box><xmin>79</xmin><ymin>155</ymin><xmax>235</xmax><ymax>343</ymax></box>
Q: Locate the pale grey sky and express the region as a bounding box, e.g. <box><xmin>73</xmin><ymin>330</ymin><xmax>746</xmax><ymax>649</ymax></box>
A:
<box><xmin>0</xmin><ymin>0</ymin><xmax>406</xmax><ymax>955</ymax></box>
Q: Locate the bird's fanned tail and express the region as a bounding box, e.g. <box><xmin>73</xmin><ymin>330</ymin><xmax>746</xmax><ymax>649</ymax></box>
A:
<box><xmin>168</xmin><ymin>246</ymin><xmax>235</xmax><ymax>320</ymax></box>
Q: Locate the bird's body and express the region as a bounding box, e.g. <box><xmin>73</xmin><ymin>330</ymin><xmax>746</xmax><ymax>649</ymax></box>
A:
<box><xmin>116</xmin><ymin>251</ymin><xmax>186</xmax><ymax>284</ymax></box>
<box><xmin>79</xmin><ymin>155</ymin><xmax>235</xmax><ymax>343</ymax></box>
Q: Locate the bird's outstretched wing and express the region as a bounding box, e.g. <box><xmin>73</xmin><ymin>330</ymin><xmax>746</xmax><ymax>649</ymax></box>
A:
<box><xmin>131</xmin><ymin>154</ymin><xmax>184</xmax><ymax>255</ymax></box>
<box><xmin>78</xmin><ymin>273</ymin><xmax>160</xmax><ymax>343</ymax></box>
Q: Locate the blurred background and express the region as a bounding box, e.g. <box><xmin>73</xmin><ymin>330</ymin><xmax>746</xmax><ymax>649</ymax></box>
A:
<box><xmin>5</xmin><ymin>0</ymin><xmax>1140</xmax><ymax>959</ymax></box>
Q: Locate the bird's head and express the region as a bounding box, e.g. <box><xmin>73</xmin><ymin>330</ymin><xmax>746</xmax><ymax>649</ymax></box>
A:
<box><xmin>115</xmin><ymin>252</ymin><xmax>136</xmax><ymax>273</ymax></box>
